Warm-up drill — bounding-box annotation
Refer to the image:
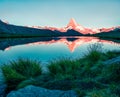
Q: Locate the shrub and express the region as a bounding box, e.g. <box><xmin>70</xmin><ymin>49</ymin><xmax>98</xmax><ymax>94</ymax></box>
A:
<box><xmin>48</xmin><ymin>59</ymin><xmax>81</xmax><ymax>80</ymax></box>
<box><xmin>2</xmin><ymin>65</ymin><xmax>26</xmax><ymax>91</ymax></box>
<box><xmin>83</xmin><ymin>43</ymin><xmax>104</xmax><ymax>63</ymax></box>
<box><xmin>73</xmin><ymin>78</ymin><xmax>106</xmax><ymax>90</ymax></box>
<box><xmin>87</xmin><ymin>89</ymin><xmax>119</xmax><ymax>97</ymax></box>
<box><xmin>1</xmin><ymin>59</ymin><xmax>42</xmax><ymax>92</ymax></box>
<box><xmin>106</xmin><ymin>84</ymin><xmax>120</xmax><ymax>97</ymax></box>
<box><xmin>74</xmin><ymin>89</ymin><xmax>86</xmax><ymax>97</ymax></box>
<box><xmin>10</xmin><ymin>59</ymin><xmax>42</xmax><ymax>78</ymax></box>
<box><xmin>77</xmin><ymin>59</ymin><xmax>104</xmax><ymax>78</ymax></box>
<box><xmin>101</xmin><ymin>63</ymin><xmax>120</xmax><ymax>83</ymax></box>
<box><xmin>17</xmin><ymin>74</ymin><xmax>54</xmax><ymax>89</ymax></box>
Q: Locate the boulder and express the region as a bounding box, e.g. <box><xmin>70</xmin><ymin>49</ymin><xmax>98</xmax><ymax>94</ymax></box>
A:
<box><xmin>7</xmin><ymin>85</ymin><xmax>77</xmax><ymax>97</ymax></box>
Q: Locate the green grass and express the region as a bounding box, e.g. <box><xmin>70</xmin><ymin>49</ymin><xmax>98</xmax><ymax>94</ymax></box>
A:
<box><xmin>0</xmin><ymin>43</ymin><xmax>120</xmax><ymax>96</ymax></box>
<box><xmin>8</xmin><ymin>59</ymin><xmax>42</xmax><ymax>78</ymax></box>
<box><xmin>48</xmin><ymin>59</ymin><xmax>81</xmax><ymax>80</ymax></box>
<box><xmin>1</xmin><ymin>59</ymin><xmax>42</xmax><ymax>92</ymax></box>
<box><xmin>82</xmin><ymin>43</ymin><xmax>105</xmax><ymax>63</ymax></box>
<box><xmin>87</xmin><ymin>89</ymin><xmax>119</xmax><ymax>97</ymax></box>
<box><xmin>100</xmin><ymin>63</ymin><xmax>120</xmax><ymax>84</ymax></box>
<box><xmin>2</xmin><ymin>65</ymin><xmax>26</xmax><ymax>91</ymax></box>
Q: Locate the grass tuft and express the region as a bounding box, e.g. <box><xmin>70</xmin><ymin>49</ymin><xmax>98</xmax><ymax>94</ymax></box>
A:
<box><xmin>48</xmin><ymin>59</ymin><xmax>81</xmax><ymax>80</ymax></box>
<box><xmin>9</xmin><ymin>59</ymin><xmax>42</xmax><ymax>78</ymax></box>
<box><xmin>101</xmin><ymin>63</ymin><xmax>120</xmax><ymax>83</ymax></box>
<box><xmin>83</xmin><ymin>43</ymin><xmax>104</xmax><ymax>63</ymax></box>
<box><xmin>1</xmin><ymin>59</ymin><xmax>42</xmax><ymax>92</ymax></box>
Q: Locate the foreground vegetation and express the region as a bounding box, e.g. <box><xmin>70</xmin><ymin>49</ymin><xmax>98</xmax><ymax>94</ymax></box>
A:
<box><xmin>1</xmin><ymin>43</ymin><xmax>120</xmax><ymax>97</ymax></box>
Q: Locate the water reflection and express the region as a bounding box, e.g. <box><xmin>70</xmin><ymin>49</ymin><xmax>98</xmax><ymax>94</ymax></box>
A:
<box><xmin>0</xmin><ymin>37</ymin><xmax>120</xmax><ymax>52</ymax></box>
<box><xmin>0</xmin><ymin>37</ymin><xmax>120</xmax><ymax>65</ymax></box>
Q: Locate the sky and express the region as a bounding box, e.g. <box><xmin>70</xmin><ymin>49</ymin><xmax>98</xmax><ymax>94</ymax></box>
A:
<box><xmin>0</xmin><ymin>0</ymin><xmax>120</xmax><ymax>28</ymax></box>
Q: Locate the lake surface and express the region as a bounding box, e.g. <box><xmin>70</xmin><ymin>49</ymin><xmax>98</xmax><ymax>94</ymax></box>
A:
<box><xmin>0</xmin><ymin>36</ymin><xmax>120</xmax><ymax>65</ymax></box>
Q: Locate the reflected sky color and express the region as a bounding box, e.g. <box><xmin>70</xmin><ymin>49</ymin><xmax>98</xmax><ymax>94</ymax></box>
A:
<box><xmin>4</xmin><ymin>37</ymin><xmax>120</xmax><ymax>52</ymax></box>
<box><xmin>0</xmin><ymin>0</ymin><xmax>120</xmax><ymax>28</ymax></box>
<box><xmin>0</xmin><ymin>37</ymin><xmax>120</xmax><ymax>65</ymax></box>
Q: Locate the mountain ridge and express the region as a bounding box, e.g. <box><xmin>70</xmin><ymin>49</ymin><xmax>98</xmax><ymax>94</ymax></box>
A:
<box><xmin>0</xmin><ymin>19</ymin><xmax>120</xmax><ymax>37</ymax></box>
<box><xmin>0</xmin><ymin>20</ymin><xmax>83</xmax><ymax>37</ymax></box>
<box><xmin>24</xmin><ymin>18</ymin><xmax>120</xmax><ymax>34</ymax></box>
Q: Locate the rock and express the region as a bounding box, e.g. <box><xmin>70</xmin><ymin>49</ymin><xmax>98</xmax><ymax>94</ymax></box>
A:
<box><xmin>7</xmin><ymin>85</ymin><xmax>77</xmax><ymax>97</ymax></box>
<box><xmin>103</xmin><ymin>56</ymin><xmax>120</xmax><ymax>65</ymax></box>
<box><xmin>0</xmin><ymin>84</ymin><xmax>7</xmax><ymax>97</ymax></box>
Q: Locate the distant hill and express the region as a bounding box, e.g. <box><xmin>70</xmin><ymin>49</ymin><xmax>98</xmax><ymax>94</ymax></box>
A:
<box><xmin>93</xmin><ymin>28</ymin><xmax>120</xmax><ymax>39</ymax></box>
<box><xmin>1</xmin><ymin>19</ymin><xmax>120</xmax><ymax>38</ymax></box>
<box><xmin>0</xmin><ymin>20</ymin><xmax>59</xmax><ymax>37</ymax></box>
<box><xmin>0</xmin><ymin>20</ymin><xmax>83</xmax><ymax>37</ymax></box>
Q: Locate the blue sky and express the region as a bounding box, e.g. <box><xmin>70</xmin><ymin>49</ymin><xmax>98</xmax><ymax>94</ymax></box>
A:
<box><xmin>0</xmin><ymin>0</ymin><xmax>120</xmax><ymax>28</ymax></box>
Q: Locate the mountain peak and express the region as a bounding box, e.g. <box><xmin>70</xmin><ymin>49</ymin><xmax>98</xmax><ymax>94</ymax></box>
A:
<box><xmin>70</xmin><ymin>18</ymin><xmax>76</xmax><ymax>23</ymax></box>
<box><xmin>67</xmin><ymin>18</ymin><xmax>78</xmax><ymax>28</ymax></box>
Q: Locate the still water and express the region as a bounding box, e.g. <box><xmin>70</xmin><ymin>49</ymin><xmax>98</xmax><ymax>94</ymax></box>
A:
<box><xmin>0</xmin><ymin>36</ymin><xmax>120</xmax><ymax>65</ymax></box>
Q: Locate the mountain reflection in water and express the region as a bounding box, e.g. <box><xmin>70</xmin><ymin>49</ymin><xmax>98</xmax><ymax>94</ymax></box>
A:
<box><xmin>0</xmin><ymin>36</ymin><xmax>120</xmax><ymax>64</ymax></box>
<box><xmin>0</xmin><ymin>37</ymin><xmax>120</xmax><ymax>52</ymax></box>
